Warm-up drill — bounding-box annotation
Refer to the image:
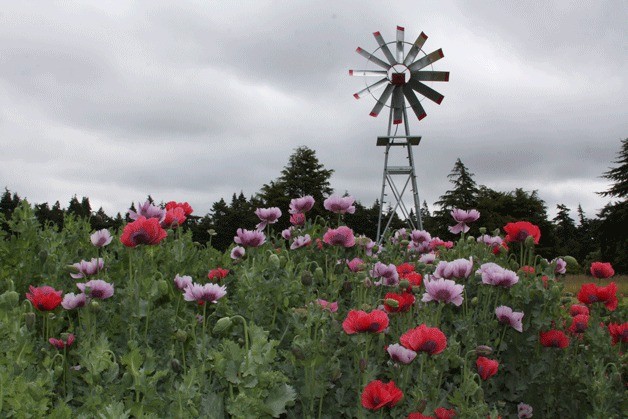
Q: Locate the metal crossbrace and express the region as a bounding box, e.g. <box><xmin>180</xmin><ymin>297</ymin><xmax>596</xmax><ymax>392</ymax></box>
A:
<box><xmin>376</xmin><ymin>106</ymin><xmax>423</xmax><ymax>242</ymax></box>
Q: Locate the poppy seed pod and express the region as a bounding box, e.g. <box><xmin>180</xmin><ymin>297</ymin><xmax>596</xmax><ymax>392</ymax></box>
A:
<box><xmin>174</xmin><ymin>329</ymin><xmax>188</xmax><ymax>342</ymax></box>
<box><xmin>300</xmin><ymin>271</ymin><xmax>313</xmax><ymax>286</ymax></box>
<box><xmin>269</xmin><ymin>254</ymin><xmax>280</xmax><ymax>269</ymax></box>
<box><xmin>213</xmin><ymin>317</ymin><xmax>233</xmax><ymax>334</ymax></box>
<box><xmin>24</xmin><ymin>312</ymin><xmax>36</xmax><ymax>329</ymax></box>
<box><xmin>314</xmin><ymin>267</ymin><xmax>324</xmax><ymax>281</ymax></box>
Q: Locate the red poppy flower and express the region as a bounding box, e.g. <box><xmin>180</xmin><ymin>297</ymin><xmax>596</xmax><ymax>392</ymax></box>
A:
<box><xmin>408</xmin><ymin>414</ymin><xmax>434</xmax><ymax>419</ymax></box>
<box><xmin>492</xmin><ymin>242</ymin><xmax>508</xmax><ymax>255</ymax></box>
<box><xmin>568</xmin><ymin>314</ymin><xmax>589</xmax><ymax>334</ymax></box>
<box><xmin>49</xmin><ymin>333</ymin><xmax>75</xmax><ymax>350</ymax></box>
<box><xmin>397</xmin><ymin>263</ymin><xmax>415</xmax><ymax>277</ymax></box>
<box><xmin>503</xmin><ymin>221</ymin><xmax>541</xmax><ymax>244</ymax></box>
<box><xmin>608</xmin><ymin>322</ymin><xmax>628</xmax><ymax>345</ymax></box>
<box><xmin>26</xmin><ymin>285</ymin><xmax>63</xmax><ymax>311</ymax></box>
<box><xmin>165</xmin><ymin>201</ymin><xmax>193</xmax><ymax>216</ymax></box>
<box><xmin>577</xmin><ymin>282</ymin><xmax>618</xmax><ymax>311</ymax></box>
<box><xmin>384</xmin><ymin>292</ymin><xmax>415</xmax><ymax>313</ymax></box>
<box><xmin>208</xmin><ymin>268</ymin><xmax>229</xmax><ymax>281</ymax></box>
<box><xmin>400</xmin><ymin>324</ymin><xmax>447</xmax><ymax>355</ymax></box>
<box><xmin>163</xmin><ymin>207</ymin><xmax>186</xmax><ymax>228</ymax></box>
<box><xmin>361</xmin><ymin>380</ymin><xmax>403</xmax><ymax>410</ymax></box>
<box><xmin>569</xmin><ymin>304</ymin><xmax>589</xmax><ymax>317</ymax></box>
<box><xmin>590</xmin><ymin>262</ymin><xmax>614</xmax><ymax>279</ymax></box>
<box><xmin>120</xmin><ymin>217</ymin><xmax>168</xmax><ymax>247</ymax></box>
<box><xmin>434</xmin><ymin>407</ymin><xmax>457</xmax><ymax>419</ymax></box>
<box><xmin>539</xmin><ymin>330</ymin><xmax>570</xmax><ymax>348</ymax></box>
<box><xmin>342</xmin><ymin>309</ymin><xmax>389</xmax><ymax>334</ymax></box>
<box><xmin>520</xmin><ymin>265</ymin><xmax>535</xmax><ymax>274</ymax></box>
<box><xmin>476</xmin><ymin>356</ymin><xmax>499</xmax><ymax>380</ymax></box>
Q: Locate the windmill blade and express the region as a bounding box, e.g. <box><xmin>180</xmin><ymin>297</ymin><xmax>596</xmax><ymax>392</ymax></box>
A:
<box><xmin>411</xmin><ymin>71</ymin><xmax>450</xmax><ymax>82</ymax></box>
<box><xmin>373</xmin><ymin>32</ymin><xmax>397</xmax><ymax>65</ymax></box>
<box><xmin>353</xmin><ymin>77</ymin><xmax>388</xmax><ymax>99</ymax></box>
<box><xmin>403</xmin><ymin>32</ymin><xmax>428</xmax><ymax>66</ymax></box>
<box><xmin>356</xmin><ymin>47</ymin><xmax>391</xmax><ymax>69</ymax></box>
<box><xmin>369</xmin><ymin>84</ymin><xmax>395</xmax><ymax>117</ymax></box>
<box><xmin>408</xmin><ymin>49</ymin><xmax>444</xmax><ymax>71</ymax></box>
<box><xmin>349</xmin><ymin>70</ymin><xmax>388</xmax><ymax>77</ymax></box>
<box><xmin>392</xmin><ymin>86</ymin><xmax>403</xmax><ymax>124</ymax></box>
<box><xmin>408</xmin><ymin>78</ymin><xmax>444</xmax><ymax>104</ymax></box>
<box><xmin>402</xmin><ymin>84</ymin><xmax>427</xmax><ymax>120</ymax></box>
<box><xmin>396</xmin><ymin>26</ymin><xmax>404</xmax><ymax>62</ymax></box>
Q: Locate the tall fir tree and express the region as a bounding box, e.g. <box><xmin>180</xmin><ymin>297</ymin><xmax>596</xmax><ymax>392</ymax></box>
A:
<box><xmin>433</xmin><ymin>158</ymin><xmax>479</xmax><ymax>236</ymax></box>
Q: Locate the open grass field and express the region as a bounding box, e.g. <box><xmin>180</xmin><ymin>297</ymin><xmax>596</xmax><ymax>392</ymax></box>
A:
<box><xmin>561</xmin><ymin>274</ymin><xmax>628</xmax><ymax>296</ymax></box>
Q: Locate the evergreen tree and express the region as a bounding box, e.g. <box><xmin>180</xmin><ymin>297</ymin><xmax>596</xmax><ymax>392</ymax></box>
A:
<box><xmin>67</xmin><ymin>195</ymin><xmax>92</xmax><ymax>219</ymax></box>
<box><xmin>574</xmin><ymin>204</ymin><xmax>601</xmax><ymax>265</ymax></box>
<box><xmin>432</xmin><ymin>159</ymin><xmax>479</xmax><ymax>236</ymax></box>
<box><xmin>0</xmin><ymin>188</ymin><xmax>21</xmax><ymax>230</ymax></box>
<box><xmin>552</xmin><ymin>204</ymin><xmax>579</xmax><ymax>257</ymax></box>
<box><xmin>597</xmin><ymin>138</ymin><xmax>628</xmax><ymax>272</ymax></box>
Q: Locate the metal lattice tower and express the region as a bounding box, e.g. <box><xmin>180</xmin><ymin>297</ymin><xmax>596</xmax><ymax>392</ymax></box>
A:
<box><xmin>349</xmin><ymin>26</ymin><xmax>449</xmax><ymax>241</ymax></box>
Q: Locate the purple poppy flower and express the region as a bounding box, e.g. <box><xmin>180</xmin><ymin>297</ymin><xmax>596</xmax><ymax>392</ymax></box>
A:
<box><xmin>234</xmin><ymin>228</ymin><xmax>266</xmax><ymax>247</ymax></box>
<box><xmin>90</xmin><ymin>229</ymin><xmax>113</xmax><ymax>247</ymax></box>
<box><xmin>477</xmin><ymin>263</ymin><xmax>519</xmax><ymax>288</ymax></box>
<box><xmin>254</xmin><ymin>207</ymin><xmax>282</xmax><ymax>230</ymax></box>
<box><xmin>448</xmin><ymin>209</ymin><xmax>480</xmax><ymax>234</ymax></box>
<box><xmin>128</xmin><ymin>200</ymin><xmax>166</xmax><ymax>223</ymax></box>
<box><xmin>323</xmin><ymin>195</ymin><xmax>355</xmax><ymax>214</ymax></box>
<box><xmin>552</xmin><ymin>258</ymin><xmax>567</xmax><ymax>275</ymax></box>
<box><xmin>517</xmin><ymin>402</ymin><xmax>533</xmax><ymax>419</ymax></box>
<box><xmin>289</xmin><ymin>196</ymin><xmax>315</xmax><ymax>214</ymax></box>
<box><xmin>422</xmin><ymin>277</ymin><xmax>464</xmax><ymax>306</ymax></box>
<box><xmin>433</xmin><ymin>258</ymin><xmax>474</xmax><ymax>280</ymax></box>
<box><xmin>495</xmin><ymin>305</ymin><xmax>524</xmax><ymax>332</ymax></box>
<box><xmin>70</xmin><ymin>258</ymin><xmax>104</xmax><ymax>279</ymax></box>
<box><xmin>370</xmin><ymin>262</ymin><xmax>399</xmax><ymax>286</ymax></box>
<box><xmin>76</xmin><ymin>279</ymin><xmax>114</xmax><ymax>300</ymax></box>
<box><xmin>418</xmin><ymin>253</ymin><xmax>436</xmax><ymax>264</ymax></box>
<box><xmin>323</xmin><ymin>226</ymin><xmax>355</xmax><ymax>247</ymax></box>
<box><xmin>61</xmin><ymin>292</ymin><xmax>87</xmax><ymax>310</ymax></box>
<box><xmin>347</xmin><ymin>258</ymin><xmax>365</xmax><ymax>272</ymax></box>
<box><xmin>281</xmin><ymin>228</ymin><xmax>292</xmax><ymax>240</ymax></box>
<box><xmin>392</xmin><ymin>228</ymin><xmax>408</xmax><ymax>245</ymax></box>
<box><xmin>410</xmin><ymin>229</ymin><xmax>431</xmax><ymax>244</ymax></box>
<box><xmin>230</xmin><ymin>246</ymin><xmax>245</xmax><ymax>259</ymax></box>
<box><xmin>174</xmin><ymin>274</ymin><xmax>193</xmax><ymax>291</ymax></box>
<box><xmin>387</xmin><ymin>343</ymin><xmax>417</xmax><ymax>364</ymax></box>
<box><xmin>477</xmin><ymin>234</ymin><xmax>503</xmax><ymax>247</ymax></box>
<box><xmin>183</xmin><ymin>283</ymin><xmax>227</xmax><ymax>304</ymax></box>
<box><xmin>291</xmin><ymin>234</ymin><xmax>312</xmax><ymax>250</ymax></box>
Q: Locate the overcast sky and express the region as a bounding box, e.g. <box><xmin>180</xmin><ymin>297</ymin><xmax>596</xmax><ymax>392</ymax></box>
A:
<box><xmin>1</xmin><ymin>1</ymin><xmax>626</xmax><ymax>223</ymax></box>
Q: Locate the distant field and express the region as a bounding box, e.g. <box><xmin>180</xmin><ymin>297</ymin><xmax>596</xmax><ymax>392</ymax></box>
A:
<box><xmin>560</xmin><ymin>274</ymin><xmax>628</xmax><ymax>296</ymax></box>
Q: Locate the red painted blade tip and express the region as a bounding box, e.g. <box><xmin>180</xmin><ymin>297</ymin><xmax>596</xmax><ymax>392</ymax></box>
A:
<box><xmin>444</xmin><ymin>72</ymin><xmax>450</xmax><ymax>82</ymax></box>
<box><xmin>373</xmin><ymin>31</ymin><xmax>381</xmax><ymax>36</ymax></box>
<box><xmin>349</xmin><ymin>70</ymin><xmax>353</xmax><ymax>76</ymax></box>
<box><xmin>397</xmin><ymin>26</ymin><xmax>404</xmax><ymax>31</ymax></box>
<box><xmin>436</xmin><ymin>96</ymin><xmax>444</xmax><ymax>105</ymax></box>
<box><xmin>353</xmin><ymin>93</ymin><xmax>360</xmax><ymax>99</ymax></box>
<box><xmin>369</xmin><ymin>112</ymin><xmax>379</xmax><ymax>117</ymax></box>
<box><xmin>438</xmin><ymin>49</ymin><xmax>444</xmax><ymax>58</ymax></box>
<box><xmin>420</xmin><ymin>32</ymin><xmax>428</xmax><ymax>39</ymax></box>
<box><xmin>393</xmin><ymin>119</ymin><xmax>403</xmax><ymax>125</ymax></box>
<box><xmin>418</xmin><ymin>112</ymin><xmax>427</xmax><ymax>120</ymax></box>
<box><xmin>356</xmin><ymin>47</ymin><xmax>362</xmax><ymax>53</ymax></box>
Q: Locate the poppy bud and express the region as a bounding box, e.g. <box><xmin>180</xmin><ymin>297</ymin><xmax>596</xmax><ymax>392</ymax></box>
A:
<box><xmin>300</xmin><ymin>271</ymin><xmax>312</xmax><ymax>286</ymax></box>
<box><xmin>562</xmin><ymin>255</ymin><xmax>579</xmax><ymax>271</ymax></box>
<box><xmin>171</xmin><ymin>358</ymin><xmax>182</xmax><ymax>373</ymax></box>
<box><xmin>359</xmin><ymin>358</ymin><xmax>368</xmax><ymax>373</ymax></box>
<box><xmin>174</xmin><ymin>329</ymin><xmax>188</xmax><ymax>342</ymax></box>
<box><xmin>279</xmin><ymin>256</ymin><xmax>287</xmax><ymax>267</ymax></box>
<box><xmin>471</xmin><ymin>297</ymin><xmax>478</xmax><ymax>306</ymax></box>
<box><xmin>467</xmin><ymin>236</ymin><xmax>475</xmax><ymax>243</ymax></box>
<box><xmin>384</xmin><ymin>298</ymin><xmax>399</xmax><ymax>308</ymax></box>
<box><xmin>398</xmin><ymin>279</ymin><xmax>410</xmax><ymax>289</ymax></box>
<box><xmin>89</xmin><ymin>300</ymin><xmax>100</xmax><ymax>312</ymax></box>
<box><xmin>314</xmin><ymin>267</ymin><xmax>324</xmax><ymax>281</ymax></box>
<box><xmin>479</xmin><ymin>227</ymin><xmax>487</xmax><ymax>235</ymax></box>
<box><xmin>411</xmin><ymin>285</ymin><xmax>422</xmax><ymax>294</ymax></box>
<box><xmin>24</xmin><ymin>312</ymin><xmax>36</xmax><ymax>329</ymax></box>
<box><xmin>291</xmin><ymin>346</ymin><xmax>305</xmax><ymax>360</ymax></box>
<box><xmin>54</xmin><ymin>365</ymin><xmax>63</xmax><ymax>378</ymax></box>
<box><xmin>399</xmin><ymin>240</ymin><xmax>409</xmax><ymax>247</ymax></box>
<box><xmin>269</xmin><ymin>254</ymin><xmax>280</xmax><ymax>269</ymax></box>
<box><xmin>330</xmin><ymin>368</ymin><xmax>342</xmax><ymax>382</ymax></box>
<box><xmin>157</xmin><ymin>279</ymin><xmax>168</xmax><ymax>297</ymax></box>
<box><xmin>213</xmin><ymin>317</ymin><xmax>233</xmax><ymax>334</ymax></box>
<box><xmin>416</xmin><ymin>399</ymin><xmax>427</xmax><ymax>413</ymax></box>
<box><xmin>475</xmin><ymin>345</ymin><xmax>493</xmax><ymax>356</ymax></box>
<box><xmin>492</xmin><ymin>228</ymin><xmax>501</xmax><ymax>236</ymax></box>
<box><xmin>0</xmin><ymin>290</ymin><xmax>19</xmax><ymax>308</ymax></box>
<box><xmin>524</xmin><ymin>235</ymin><xmax>536</xmax><ymax>248</ymax></box>
<box><xmin>371</xmin><ymin>244</ymin><xmax>380</xmax><ymax>253</ymax></box>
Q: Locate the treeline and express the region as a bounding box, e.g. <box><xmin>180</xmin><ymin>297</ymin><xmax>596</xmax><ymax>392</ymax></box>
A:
<box><xmin>2</xmin><ymin>139</ymin><xmax>626</xmax><ymax>272</ymax></box>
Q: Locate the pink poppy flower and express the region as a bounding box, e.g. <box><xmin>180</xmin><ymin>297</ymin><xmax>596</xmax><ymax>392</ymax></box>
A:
<box><xmin>323</xmin><ymin>226</ymin><xmax>355</xmax><ymax>247</ymax></box>
<box><xmin>386</xmin><ymin>343</ymin><xmax>417</xmax><ymax>364</ymax></box>
<box><xmin>323</xmin><ymin>195</ymin><xmax>355</xmax><ymax>214</ymax></box>
<box><xmin>495</xmin><ymin>305</ymin><xmax>524</xmax><ymax>332</ymax></box>
<box><xmin>291</xmin><ymin>234</ymin><xmax>312</xmax><ymax>250</ymax></box>
<box><xmin>552</xmin><ymin>258</ymin><xmax>567</xmax><ymax>274</ymax></box>
<box><xmin>90</xmin><ymin>229</ymin><xmax>112</xmax><ymax>247</ymax></box>
<box><xmin>183</xmin><ymin>283</ymin><xmax>227</xmax><ymax>304</ymax></box>
<box><xmin>347</xmin><ymin>258</ymin><xmax>365</xmax><ymax>272</ymax></box>
<box><xmin>255</xmin><ymin>207</ymin><xmax>282</xmax><ymax>230</ymax></box>
<box><xmin>61</xmin><ymin>292</ymin><xmax>87</xmax><ymax>310</ymax></box>
<box><xmin>422</xmin><ymin>277</ymin><xmax>464</xmax><ymax>306</ymax></box>
<box><xmin>419</xmin><ymin>253</ymin><xmax>436</xmax><ymax>264</ymax></box>
<box><xmin>120</xmin><ymin>217</ymin><xmax>168</xmax><ymax>247</ymax></box>
<box><xmin>433</xmin><ymin>258</ymin><xmax>473</xmax><ymax>280</ymax></box>
<box><xmin>230</xmin><ymin>246</ymin><xmax>245</xmax><ymax>259</ymax></box>
<box><xmin>315</xmin><ymin>299</ymin><xmax>338</xmax><ymax>313</ymax></box>
<box><xmin>289</xmin><ymin>196</ymin><xmax>315</xmax><ymax>214</ymax></box>
<box><xmin>234</xmin><ymin>228</ymin><xmax>266</xmax><ymax>247</ymax></box>
<box><xmin>76</xmin><ymin>279</ymin><xmax>114</xmax><ymax>300</ymax></box>
<box><xmin>448</xmin><ymin>208</ymin><xmax>480</xmax><ymax>234</ymax></box>
<box><xmin>162</xmin><ymin>207</ymin><xmax>186</xmax><ymax>228</ymax></box>
<box><xmin>128</xmin><ymin>201</ymin><xmax>166</xmax><ymax>223</ymax></box>
<box><xmin>370</xmin><ymin>262</ymin><xmax>399</xmax><ymax>286</ymax></box>
<box><xmin>174</xmin><ymin>274</ymin><xmax>193</xmax><ymax>290</ymax></box>
<box><xmin>289</xmin><ymin>213</ymin><xmax>306</xmax><ymax>226</ymax></box>
<box><xmin>70</xmin><ymin>258</ymin><xmax>104</xmax><ymax>279</ymax></box>
<box><xmin>165</xmin><ymin>201</ymin><xmax>193</xmax><ymax>216</ymax></box>
<box><xmin>477</xmin><ymin>263</ymin><xmax>519</xmax><ymax>288</ymax></box>
<box><xmin>49</xmin><ymin>333</ymin><xmax>75</xmax><ymax>350</ymax></box>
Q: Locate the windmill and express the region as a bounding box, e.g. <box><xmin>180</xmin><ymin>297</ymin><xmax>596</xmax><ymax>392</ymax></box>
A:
<box><xmin>349</xmin><ymin>26</ymin><xmax>449</xmax><ymax>241</ymax></box>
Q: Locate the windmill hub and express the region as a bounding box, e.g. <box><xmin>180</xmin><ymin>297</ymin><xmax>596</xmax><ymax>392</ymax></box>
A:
<box><xmin>387</xmin><ymin>64</ymin><xmax>410</xmax><ymax>85</ymax></box>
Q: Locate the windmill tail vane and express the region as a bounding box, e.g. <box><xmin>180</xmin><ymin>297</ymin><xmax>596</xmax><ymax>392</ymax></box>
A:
<box><xmin>349</xmin><ymin>26</ymin><xmax>449</xmax><ymax>125</ymax></box>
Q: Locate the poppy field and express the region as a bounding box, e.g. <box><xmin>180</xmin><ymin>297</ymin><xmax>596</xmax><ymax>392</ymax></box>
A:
<box><xmin>0</xmin><ymin>196</ymin><xmax>626</xmax><ymax>418</ymax></box>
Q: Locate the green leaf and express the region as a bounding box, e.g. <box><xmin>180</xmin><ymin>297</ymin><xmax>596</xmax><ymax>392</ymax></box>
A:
<box><xmin>263</xmin><ymin>383</ymin><xmax>296</xmax><ymax>418</ymax></box>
